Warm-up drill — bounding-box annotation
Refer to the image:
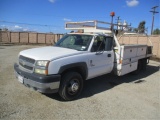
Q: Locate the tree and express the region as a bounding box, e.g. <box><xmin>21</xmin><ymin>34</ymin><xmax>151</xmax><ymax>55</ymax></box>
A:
<box><xmin>133</xmin><ymin>21</ymin><xmax>146</xmax><ymax>33</ymax></box>
<box><xmin>133</xmin><ymin>28</ymin><xmax>138</xmax><ymax>33</ymax></box>
<box><xmin>153</xmin><ymin>28</ymin><xmax>160</xmax><ymax>35</ymax></box>
<box><xmin>2</xmin><ymin>28</ymin><xmax>8</xmax><ymax>31</ymax></box>
<box><xmin>138</xmin><ymin>21</ymin><xmax>146</xmax><ymax>33</ymax></box>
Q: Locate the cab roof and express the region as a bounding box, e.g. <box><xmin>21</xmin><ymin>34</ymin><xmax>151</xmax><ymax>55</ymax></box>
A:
<box><xmin>67</xmin><ymin>32</ymin><xmax>112</xmax><ymax>37</ymax></box>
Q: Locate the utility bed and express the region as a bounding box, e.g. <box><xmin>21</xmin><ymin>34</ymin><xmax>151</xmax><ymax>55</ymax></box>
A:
<box><xmin>114</xmin><ymin>44</ymin><xmax>152</xmax><ymax>76</ymax></box>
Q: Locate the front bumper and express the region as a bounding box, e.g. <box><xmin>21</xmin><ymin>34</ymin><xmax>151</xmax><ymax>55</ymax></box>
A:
<box><xmin>14</xmin><ymin>63</ymin><xmax>61</xmax><ymax>93</ymax></box>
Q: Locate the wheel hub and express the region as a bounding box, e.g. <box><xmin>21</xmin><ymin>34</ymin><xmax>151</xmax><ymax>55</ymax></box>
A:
<box><xmin>71</xmin><ymin>82</ymin><xmax>79</xmax><ymax>92</ymax></box>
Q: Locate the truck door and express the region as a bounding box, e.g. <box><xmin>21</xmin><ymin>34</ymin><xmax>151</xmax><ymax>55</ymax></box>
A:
<box><xmin>87</xmin><ymin>36</ymin><xmax>114</xmax><ymax>79</ymax></box>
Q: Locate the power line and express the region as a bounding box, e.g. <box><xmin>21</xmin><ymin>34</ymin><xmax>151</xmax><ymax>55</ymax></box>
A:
<box><xmin>0</xmin><ymin>20</ymin><xmax>63</xmax><ymax>27</ymax></box>
<box><xmin>150</xmin><ymin>6</ymin><xmax>159</xmax><ymax>35</ymax></box>
<box><xmin>1</xmin><ymin>12</ymin><xmax>111</xmax><ymax>19</ymax></box>
<box><xmin>0</xmin><ymin>20</ymin><xmax>65</xmax><ymax>33</ymax></box>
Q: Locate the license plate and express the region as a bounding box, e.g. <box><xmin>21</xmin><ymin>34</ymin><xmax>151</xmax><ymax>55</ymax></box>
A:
<box><xmin>18</xmin><ymin>75</ymin><xmax>23</xmax><ymax>83</ymax></box>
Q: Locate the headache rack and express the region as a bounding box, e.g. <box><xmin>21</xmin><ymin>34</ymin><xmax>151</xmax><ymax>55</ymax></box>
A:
<box><xmin>65</xmin><ymin>20</ymin><xmax>113</xmax><ymax>33</ymax></box>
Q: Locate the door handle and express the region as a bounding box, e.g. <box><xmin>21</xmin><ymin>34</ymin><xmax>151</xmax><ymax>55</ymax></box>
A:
<box><xmin>108</xmin><ymin>54</ymin><xmax>111</xmax><ymax>57</ymax></box>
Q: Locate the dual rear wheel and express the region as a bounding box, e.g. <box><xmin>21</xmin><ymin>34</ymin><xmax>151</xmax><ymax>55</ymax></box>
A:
<box><xmin>132</xmin><ymin>58</ymin><xmax>147</xmax><ymax>75</ymax></box>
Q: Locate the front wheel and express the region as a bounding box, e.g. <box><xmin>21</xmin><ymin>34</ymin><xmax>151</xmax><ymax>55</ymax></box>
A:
<box><xmin>58</xmin><ymin>72</ymin><xmax>83</xmax><ymax>101</ymax></box>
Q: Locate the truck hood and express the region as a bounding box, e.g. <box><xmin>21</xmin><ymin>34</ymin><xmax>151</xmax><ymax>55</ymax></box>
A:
<box><xmin>19</xmin><ymin>46</ymin><xmax>84</xmax><ymax>61</ymax></box>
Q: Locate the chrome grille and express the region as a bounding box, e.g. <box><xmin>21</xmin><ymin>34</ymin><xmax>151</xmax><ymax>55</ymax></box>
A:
<box><xmin>19</xmin><ymin>55</ymin><xmax>35</xmax><ymax>64</ymax></box>
<box><xmin>19</xmin><ymin>55</ymin><xmax>35</xmax><ymax>72</ymax></box>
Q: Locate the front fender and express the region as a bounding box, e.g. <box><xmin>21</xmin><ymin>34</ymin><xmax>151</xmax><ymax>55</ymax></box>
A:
<box><xmin>58</xmin><ymin>62</ymin><xmax>88</xmax><ymax>80</ymax></box>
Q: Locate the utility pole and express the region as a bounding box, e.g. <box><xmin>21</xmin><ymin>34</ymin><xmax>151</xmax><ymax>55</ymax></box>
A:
<box><xmin>116</xmin><ymin>16</ymin><xmax>121</xmax><ymax>30</ymax></box>
<box><xmin>150</xmin><ymin>6</ymin><xmax>159</xmax><ymax>35</ymax></box>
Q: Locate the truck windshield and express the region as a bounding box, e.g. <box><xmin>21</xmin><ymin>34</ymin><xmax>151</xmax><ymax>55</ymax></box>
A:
<box><xmin>55</xmin><ymin>34</ymin><xmax>93</xmax><ymax>51</ymax></box>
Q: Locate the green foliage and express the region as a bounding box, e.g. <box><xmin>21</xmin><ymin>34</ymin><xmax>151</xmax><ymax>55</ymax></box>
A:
<box><xmin>138</xmin><ymin>21</ymin><xmax>146</xmax><ymax>33</ymax></box>
<box><xmin>2</xmin><ymin>28</ymin><xmax>8</xmax><ymax>31</ymax></box>
<box><xmin>133</xmin><ymin>28</ymin><xmax>138</xmax><ymax>33</ymax></box>
<box><xmin>153</xmin><ymin>28</ymin><xmax>160</xmax><ymax>35</ymax></box>
<box><xmin>133</xmin><ymin>21</ymin><xmax>146</xmax><ymax>33</ymax></box>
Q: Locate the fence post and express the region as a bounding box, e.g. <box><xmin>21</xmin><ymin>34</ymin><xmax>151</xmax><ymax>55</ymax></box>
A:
<box><xmin>0</xmin><ymin>31</ymin><xmax>2</xmax><ymax>42</ymax></box>
<box><xmin>19</xmin><ymin>32</ymin><xmax>20</xmax><ymax>43</ymax></box>
<box><xmin>9</xmin><ymin>32</ymin><xmax>11</xmax><ymax>42</ymax></box>
<box><xmin>137</xmin><ymin>35</ymin><xmax>139</xmax><ymax>44</ymax></box>
<box><xmin>55</xmin><ymin>34</ymin><xmax>57</xmax><ymax>43</ymax></box>
<box><xmin>10</xmin><ymin>32</ymin><xmax>11</xmax><ymax>42</ymax></box>
<box><xmin>53</xmin><ymin>34</ymin><xmax>55</xmax><ymax>44</ymax></box>
<box><xmin>45</xmin><ymin>33</ymin><xmax>46</xmax><ymax>44</ymax></box>
<box><xmin>36</xmin><ymin>33</ymin><xmax>38</xmax><ymax>44</ymax></box>
<box><xmin>28</xmin><ymin>32</ymin><xmax>29</xmax><ymax>43</ymax></box>
<box><xmin>6</xmin><ymin>31</ymin><xmax>10</xmax><ymax>43</ymax></box>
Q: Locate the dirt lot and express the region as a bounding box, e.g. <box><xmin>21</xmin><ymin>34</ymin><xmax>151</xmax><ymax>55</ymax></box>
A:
<box><xmin>0</xmin><ymin>45</ymin><xmax>160</xmax><ymax>120</ymax></box>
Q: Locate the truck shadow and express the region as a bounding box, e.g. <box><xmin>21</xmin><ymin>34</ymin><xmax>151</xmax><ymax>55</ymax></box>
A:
<box><xmin>81</xmin><ymin>64</ymin><xmax>159</xmax><ymax>99</ymax></box>
<box><xmin>45</xmin><ymin>64</ymin><xmax>159</xmax><ymax>101</ymax></box>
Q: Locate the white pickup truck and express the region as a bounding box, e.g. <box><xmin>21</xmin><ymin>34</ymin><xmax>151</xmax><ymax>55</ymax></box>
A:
<box><xmin>14</xmin><ymin>21</ymin><xmax>152</xmax><ymax>100</ymax></box>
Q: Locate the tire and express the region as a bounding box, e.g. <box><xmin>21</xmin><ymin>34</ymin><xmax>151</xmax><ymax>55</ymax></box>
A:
<box><xmin>141</xmin><ymin>59</ymin><xmax>147</xmax><ymax>70</ymax></box>
<box><xmin>131</xmin><ymin>60</ymin><xmax>142</xmax><ymax>75</ymax></box>
<box><xmin>58</xmin><ymin>72</ymin><xmax>83</xmax><ymax>101</ymax></box>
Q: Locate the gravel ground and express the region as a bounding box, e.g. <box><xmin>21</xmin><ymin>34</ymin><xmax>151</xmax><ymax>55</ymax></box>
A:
<box><xmin>0</xmin><ymin>45</ymin><xmax>160</xmax><ymax>120</ymax></box>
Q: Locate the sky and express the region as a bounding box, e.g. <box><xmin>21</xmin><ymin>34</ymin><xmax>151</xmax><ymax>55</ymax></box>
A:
<box><xmin>0</xmin><ymin>0</ymin><xmax>159</xmax><ymax>34</ymax></box>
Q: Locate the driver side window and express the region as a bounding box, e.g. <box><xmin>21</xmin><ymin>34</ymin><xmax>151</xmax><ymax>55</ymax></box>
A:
<box><xmin>91</xmin><ymin>36</ymin><xmax>105</xmax><ymax>52</ymax></box>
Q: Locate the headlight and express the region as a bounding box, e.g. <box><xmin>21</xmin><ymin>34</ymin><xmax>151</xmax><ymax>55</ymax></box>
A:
<box><xmin>34</xmin><ymin>60</ymin><xmax>50</xmax><ymax>75</ymax></box>
<box><xmin>36</xmin><ymin>60</ymin><xmax>49</xmax><ymax>67</ymax></box>
<box><xmin>34</xmin><ymin>69</ymin><xmax>48</xmax><ymax>75</ymax></box>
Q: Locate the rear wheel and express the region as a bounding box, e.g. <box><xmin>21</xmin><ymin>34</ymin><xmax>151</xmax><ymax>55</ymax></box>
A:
<box><xmin>131</xmin><ymin>60</ymin><xmax>142</xmax><ymax>75</ymax></box>
<box><xmin>141</xmin><ymin>58</ymin><xmax>147</xmax><ymax>70</ymax></box>
<box><xmin>58</xmin><ymin>72</ymin><xmax>83</xmax><ymax>101</ymax></box>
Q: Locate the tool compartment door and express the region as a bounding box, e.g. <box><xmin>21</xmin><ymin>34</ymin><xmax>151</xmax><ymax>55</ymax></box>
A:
<box><xmin>120</xmin><ymin>62</ymin><xmax>138</xmax><ymax>76</ymax></box>
<box><xmin>122</xmin><ymin>46</ymin><xmax>137</xmax><ymax>59</ymax></box>
<box><xmin>137</xmin><ymin>46</ymin><xmax>147</xmax><ymax>56</ymax></box>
